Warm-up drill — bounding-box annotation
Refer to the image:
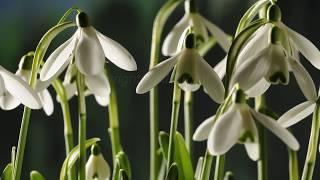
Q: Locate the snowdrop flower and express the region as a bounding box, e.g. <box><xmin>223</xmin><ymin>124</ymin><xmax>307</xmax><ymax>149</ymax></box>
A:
<box><xmin>193</xmin><ymin>89</ymin><xmax>299</xmax><ymax>160</ymax></box>
<box><xmin>40</xmin><ymin>11</ymin><xmax>137</xmax><ymax>82</ymax></box>
<box><xmin>86</xmin><ymin>144</ymin><xmax>111</xmax><ymax>180</ymax></box>
<box><xmin>0</xmin><ymin>59</ymin><xmax>41</xmax><ymax>110</ymax></box>
<box><xmin>278</xmin><ymin>89</ymin><xmax>319</xmax><ymax>128</ymax></box>
<box><xmin>5</xmin><ymin>53</ymin><xmax>54</xmax><ymax>115</ymax></box>
<box><xmin>136</xmin><ymin>33</ymin><xmax>225</xmax><ymax>103</ymax></box>
<box><xmin>59</xmin><ymin>64</ymin><xmax>110</xmax><ymax>106</ymax></box>
<box><xmin>162</xmin><ymin>0</ymin><xmax>230</xmax><ymax>56</ymax></box>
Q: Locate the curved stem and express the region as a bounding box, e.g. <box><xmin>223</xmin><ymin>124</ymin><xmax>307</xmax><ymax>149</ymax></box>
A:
<box><xmin>52</xmin><ymin>79</ymin><xmax>76</xmax><ymax>180</ymax></box>
<box><xmin>167</xmin><ymin>84</ymin><xmax>181</xmax><ymax>169</ymax></box>
<box><xmin>76</xmin><ymin>72</ymin><xmax>86</xmax><ymax>180</ymax></box>
<box><xmin>288</xmin><ymin>142</ymin><xmax>299</xmax><ymax>180</ymax></box>
<box><xmin>106</xmin><ymin>67</ymin><xmax>123</xmax><ymax>164</ymax></box>
<box><xmin>148</xmin><ymin>1</ymin><xmax>182</xmax><ymax>179</ymax></box>
<box><xmin>184</xmin><ymin>91</ymin><xmax>193</xmax><ymax>155</ymax></box>
<box><xmin>301</xmin><ymin>103</ymin><xmax>320</xmax><ymax>180</ymax></box>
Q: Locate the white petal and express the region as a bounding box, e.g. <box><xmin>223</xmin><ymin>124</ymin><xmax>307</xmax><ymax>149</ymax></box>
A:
<box><xmin>0</xmin><ymin>67</ymin><xmax>41</xmax><ymax>109</ymax></box>
<box><xmin>250</xmin><ymin>109</ymin><xmax>300</xmax><ymax>150</ymax></box>
<box><xmin>96</xmin><ymin>29</ymin><xmax>137</xmax><ymax>71</ymax></box>
<box><xmin>94</xmin><ymin>95</ymin><xmax>109</xmax><ymax>107</ymax></box>
<box><xmin>178</xmin><ymin>81</ymin><xmax>200</xmax><ymax>92</ymax></box>
<box><xmin>75</xmin><ymin>27</ymin><xmax>105</xmax><ymax>76</ymax></box>
<box><xmin>278</xmin><ymin>101</ymin><xmax>315</xmax><ymax>128</ymax></box>
<box><xmin>246</xmin><ymin>78</ymin><xmax>271</xmax><ymax>98</ymax></box>
<box><xmin>289</xmin><ymin>59</ymin><xmax>317</xmax><ymax>101</ymax></box>
<box><xmin>39</xmin><ymin>89</ymin><xmax>54</xmax><ymax>116</ymax></box>
<box><xmin>40</xmin><ymin>35</ymin><xmax>76</xmax><ymax>81</ymax></box>
<box><xmin>282</xmin><ymin>23</ymin><xmax>320</xmax><ymax>69</ymax></box>
<box><xmin>193</xmin><ymin>115</ymin><xmax>215</xmax><ymax>141</ymax></box>
<box><xmin>0</xmin><ymin>93</ymin><xmax>21</xmax><ymax>110</ymax></box>
<box><xmin>85</xmin><ymin>73</ymin><xmax>110</xmax><ymax>98</ymax></box>
<box><xmin>208</xmin><ymin>105</ymin><xmax>243</xmax><ymax>155</ymax></box>
<box><xmin>231</xmin><ymin>46</ymin><xmax>271</xmax><ymax>91</ymax></box>
<box><xmin>244</xmin><ymin>142</ymin><xmax>260</xmax><ymax>161</ymax></box>
<box><xmin>162</xmin><ymin>14</ymin><xmax>189</xmax><ymax>56</ymax></box>
<box><xmin>0</xmin><ymin>74</ymin><xmax>5</xmax><ymax>96</ymax></box>
<box><xmin>196</xmin><ymin>55</ymin><xmax>225</xmax><ymax>103</ymax></box>
<box><xmin>213</xmin><ymin>56</ymin><xmax>226</xmax><ymax>79</ymax></box>
<box><xmin>86</xmin><ymin>154</ymin><xmax>111</xmax><ymax>180</ymax></box>
<box><xmin>201</xmin><ymin>16</ymin><xmax>231</xmax><ymax>52</ymax></box>
<box><xmin>136</xmin><ymin>54</ymin><xmax>179</xmax><ymax>94</ymax></box>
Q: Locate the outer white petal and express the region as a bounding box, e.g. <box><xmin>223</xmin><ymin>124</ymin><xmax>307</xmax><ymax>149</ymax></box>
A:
<box><xmin>289</xmin><ymin>59</ymin><xmax>317</xmax><ymax>101</ymax></box>
<box><xmin>193</xmin><ymin>115</ymin><xmax>215</xmax><ymax>141</ymax></box>
<box><xmin>208</xmin><ymin>105</ymin><xmax>243</xmax><ymax>155</ymax></box>
<box><xmin>94</xmin><ymin>95</ymin><xmax>109</xmax><ymax>107</ymax></box>
<box><xmin>0</xmin><ymin>75</ymin><xmax>5</xmax><ymax>95</ymax></box>
<box><xmin>213</xmin><ymin>56</ymin><xmax>226</xmax><ymax>79</ymax></box>
<box><xmin>136</xmin><ymin>54</ymin><xmax>180</xmax><ymax>94</ymax></box>
<box><xmin>0</xmin><ymin>93</ymin><xmax>21</xmax><ymax>110</ymax></box>
<box><xmin>237</xmin><ymin>24</ymin><xmax>271</xmax><ymax>65</ymax></box>
<box><xmin>0</xmin><ymin>68</ymin><xmax>41</xmax><ymax>109</ymax></box>
<box><xmin>40</xmin><ymin>35</ymin><xmax>76</xmax><ymax>81</ymax></box>
<box><xmin>246</xmin><ymin>78</ymin><xmax>271</xmax><ymax>98</ymax></box>
<box><xmin>86</xmin><ymin>154</ymin><xmax>111</xmax><ymax>180</ymax></box>
<box><xmin>278</xmin><ymin>101</ymin><xmax>315</xmax><ymax>128</ymax></box>
<box><xmin>231</xmin><ymin>46</ymin><xmax>271</xmax><ymax>91</ymax></box>
<box><xmin>250</xmin><ymin>109</ymin><xmax>300</xmax><ymax>150</ymax></box>
<box><xmin>75</xmin><ymin>27</ymin><xmax>105</xmax><ymax>76</ymax></box>
<box><xmin>245</xmin><ymin>142</ymin><xmax>260</xmax><ymax>161</ymax></box>
<box><xmin>96</xmin><ymin>29</ymin><xmax>137</xmax><ymax>71</ymax></box>
<box><xmin>196</xmin><ymin>55</ymin><xmax>225</xmax><ymax>103</ymax></box>
<box><xmin>162</xmin><ymin>14</ymin><xmax>189</xmax><ymax>56</ymax></box>
<box><xmin>282</xmin><ymin>23</ymin><xmax>320</xmax><ymax>69</ymax></box>
<box><xmin>38</xmin><ymin>89</ymin><xmax>54</xmax><ymax>116</ymax></box>
<box><xmin>85</xmin><ymin>73</ymin><xmax>110</xmax><ymax>98</ymax></box>
<box><xmin>200</xmin><ymin>16</ymin><xmax>231</xmax><ymax>52</ymax></box>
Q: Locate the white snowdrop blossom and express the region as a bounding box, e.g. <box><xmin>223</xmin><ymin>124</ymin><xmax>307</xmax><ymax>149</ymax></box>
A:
<box><xmin>229</xmin><ymin>5</ymin><xmax>319</xmax><ymax>99</ymax></box>
<box><xmin>5</xmin><ymin>54</ymin><xmax>54</xmax><ymax>115</ymax></box>
<box><xmin>40</xmin><ymin>12</ymin><xmax>137</xmax><ymax>82</ymax></box>
<box><xmin>86</xmin><ymin>144</ymin><xmax>111</xmax><ymax>180</ymax></box>
<box><xmin>162</xmin><ymin>0</ymin><xmax>230</xmax><ymax>56</ymax></box>
<box><xmin>0</xmin><ymin>59</ymin><xmax>41</xmax><ymax>110</ymax></box>
<box><xmin>59</xmin><ymin>64</ymin><xmax>110</xmax><ymax>106</ymax></box>
<box><xmin>193</xmin><ymin>90</ymin><xmax>299</xmax><ymax>160</ymax></box>
<box><xmin>136</xmin><ymin>33</ymin><xmax>225</xmax><ymax>103</ymax></box>
<box><xmin>278</xmin><ymin>89</ymin><xmax>320</xmax><ymax>128</ymax></box>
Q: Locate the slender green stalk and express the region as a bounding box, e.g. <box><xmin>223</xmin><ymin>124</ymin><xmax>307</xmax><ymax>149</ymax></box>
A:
<box><xmin>52</xmin><ymin>79</ymin><xmax>76</xmax><ymax>180</ymax></box>
<box><xmin>76</xmin><ymin>72</ymin><xmax>87</xmax><ymax>180</ymax></box>
<box><xmin>214</xmin><ymin>155</ymin><xmax>225</xmax><ymax>180</ymax></box>
<box><xmin>288</xmin><ymin>145</ymin><xmax>299</xmax><ymax>180</ymax></box>
<box><xmin>301</xmin><ymin>103</ymin><xmax>320</xmax><ymax>180</ymax></box>
<box><xmin>200</xmin><ymin>151</ymin><xmax>214</xmax><ymax>180</ymax></box>
<box><xmin>148</xmin><ymin>1</ymin><xmax>181</xmax><ymax>179</ymax></box>
<box><xmin>106</xmin><ymin>67</ymin><xmax>123</xmax><ymax>164</ymax></box>
<box><xmin>167</xmin><ymin>84</ymin><xmax>181</xmax><ymax>169</ymax></box>
<box><xmin>184</xmin><ymin>91</ymin><xmax>193</xmax><ymax>155</ymax></box>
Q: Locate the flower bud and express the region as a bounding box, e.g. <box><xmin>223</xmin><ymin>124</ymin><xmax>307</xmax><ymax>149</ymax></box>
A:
<box><xmin>86</xmin><ymin>144</ymin><xmax>111</xmax><ymax>180</ymax></box>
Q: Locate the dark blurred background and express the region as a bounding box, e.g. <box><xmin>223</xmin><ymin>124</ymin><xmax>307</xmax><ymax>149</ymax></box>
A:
<box><xmin>1</xmin><ymin>0</ymin><xmax>320</xmax><ymax>179</ymax></box>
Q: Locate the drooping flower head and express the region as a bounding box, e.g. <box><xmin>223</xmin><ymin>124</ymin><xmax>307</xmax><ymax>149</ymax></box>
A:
<box><xmin>86</xmin><ymin>144</ymin><xmax>111</xmax><ymax>180</ymax></box>
<box><xmin>162</xmin><ymin>0</ymin><xmax>231</xmax><ymax>56</ymax></box>
<box><xmin>193</xmin><ymin>89</ymin><xmax>299</xmax><ymax>160</ymax></box>
<box><xmin>137</xmin><ymin>32</ymin><xmax>225</xmax><ymax>103</ymax></box>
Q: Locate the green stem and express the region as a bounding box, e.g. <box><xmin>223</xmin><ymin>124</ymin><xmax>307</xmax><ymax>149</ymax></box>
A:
<box><xmin>255</xmin><ymin>96</ymin><xmax>267</xmax><ymax>180</ymax></box>
<box><xmin>52</xmin><ymin>79</ymin><xmax>76</xmax><ymax>180</ymax></box>
<box><xmin>76</xmin><ymin>72</ymin><xmax>86</xmax><ymax>180</ymax></box>
<box><xmin>184</xmin><ymin>91</ymin><xmax>193</xmax><ymax>155</ymax></box>
<box><xmin>148</xmin><ymin>1</ymin><xmax>181</xmax><ymax>179</ymax></box>
<box><xmin>106</xmin><ymin>67</ymin><xmax>123</xmax><ymax>164</ymax></box>
<box><xmin>167</xmin><ymin>84</ymin><xmax>181</xmax><ymax>169</ymax></box>
<box><xmin>214</xmin><ymin>155</ymin><xmax>225</xmax><ymax>180</ymax></box>
<box><xmin>301</xmin><ymin>103</ymin><xmax>320</xmax><ymax>180</ymax></box>
<box><xmin>288</xmin><ymin>138</ymin><xmax>299</xmax><ymax>180</ymax></box>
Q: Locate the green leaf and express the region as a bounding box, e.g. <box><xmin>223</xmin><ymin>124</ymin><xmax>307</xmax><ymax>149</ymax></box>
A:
<box><xmin>226</xmin><ymin>19</ymin><xmax>268</xmax><ymax>89</ymax></box>
<box><xmin>156</xmin><ymin>156</ymin><xmax>167</xmax><ymax>180</ymax></box>
<box><xmin>194</xmin><ymin>157</ymin><xmax>203</xmax><ymax>180</ymax></box>
<box><xmin>235</xmin><ymin>0</ymin><xmax>270</xmax><ymax>35</ymax></box>
<box><xmin>30</xmin><ymin>170</ymin><xmax>45</xmax><ymax>180</ymax></box>
<box><xmin>115</xmin><ymin>151</ymin><xmax>132</xmax><ymax>179</ymax></box>
<box><xmin>223</xmin><ymin>171</ymin><xmax>234</xmax><ymax>180</ymax></box>
<box><xmin>166</xmin><ymin>163</ymin><xmax>179</xmax><ymax>180</ymax></box>
<box><xmin>119</xmin><ymin>169</ymin><xmax>129</xmax><ymax>180</ymax></box>
<box><xmin>159</xmin><ymin>131</ymin><xmax>170</xmax><ymax>160</ymax></box>
<box><xmin>59</xmin><ymin>138</ymin><xmax>100</xmax><ymax>180</ymax></box>
<box><xmin>112</xmin><ymin>159</ymin><xmax>121</xmax><ymax>180</ymax></box>
<box><xmin>1</xmin><ymin>163</ymin><xmax>14</xmax><ymax>180</ymax></box>
<box><xmin>174</xmin><ymin>132</ymin><xmax>194</xmax><ymax>180</ymax></box>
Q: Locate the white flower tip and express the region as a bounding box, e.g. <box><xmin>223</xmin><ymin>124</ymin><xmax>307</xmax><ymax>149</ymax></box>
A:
<box><xmin>135</xmin><ymin>83</ymin><xmax>147</xmax><ymax>94</ymax></box>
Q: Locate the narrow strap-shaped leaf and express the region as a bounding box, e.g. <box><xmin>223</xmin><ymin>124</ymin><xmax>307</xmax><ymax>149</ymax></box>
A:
<box><xmin>119</xmin><ymin>169</ymin><xmax>129</xmax><ymax>180</ymax></box>
<box><xmin>159</xmin><ymin>131</ymin><xmax>170</xmax><ymax>161</ymax></box>
<box><xmin>1</xmin><ymin>163</ymin><xmax>14</xmax><ymax>180</ymax></box>
<box><xmin>59</xmin><ymin>138</ymin><xmax>100</xmax><ymax>180</ymax></box>
<box><xmin>30</xmin><ymin>171</ymin><xmax>45</xmax><ymax>180</ymax></box>
<box><xmin>166</xmin><ymin>163</ymin><xmax>179</xmax><ymax>180</ymax></box>
<box><xmin>115</xmin><ymin>151</ymin><xmax>132</xmax><ymax>179</ymax></box>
